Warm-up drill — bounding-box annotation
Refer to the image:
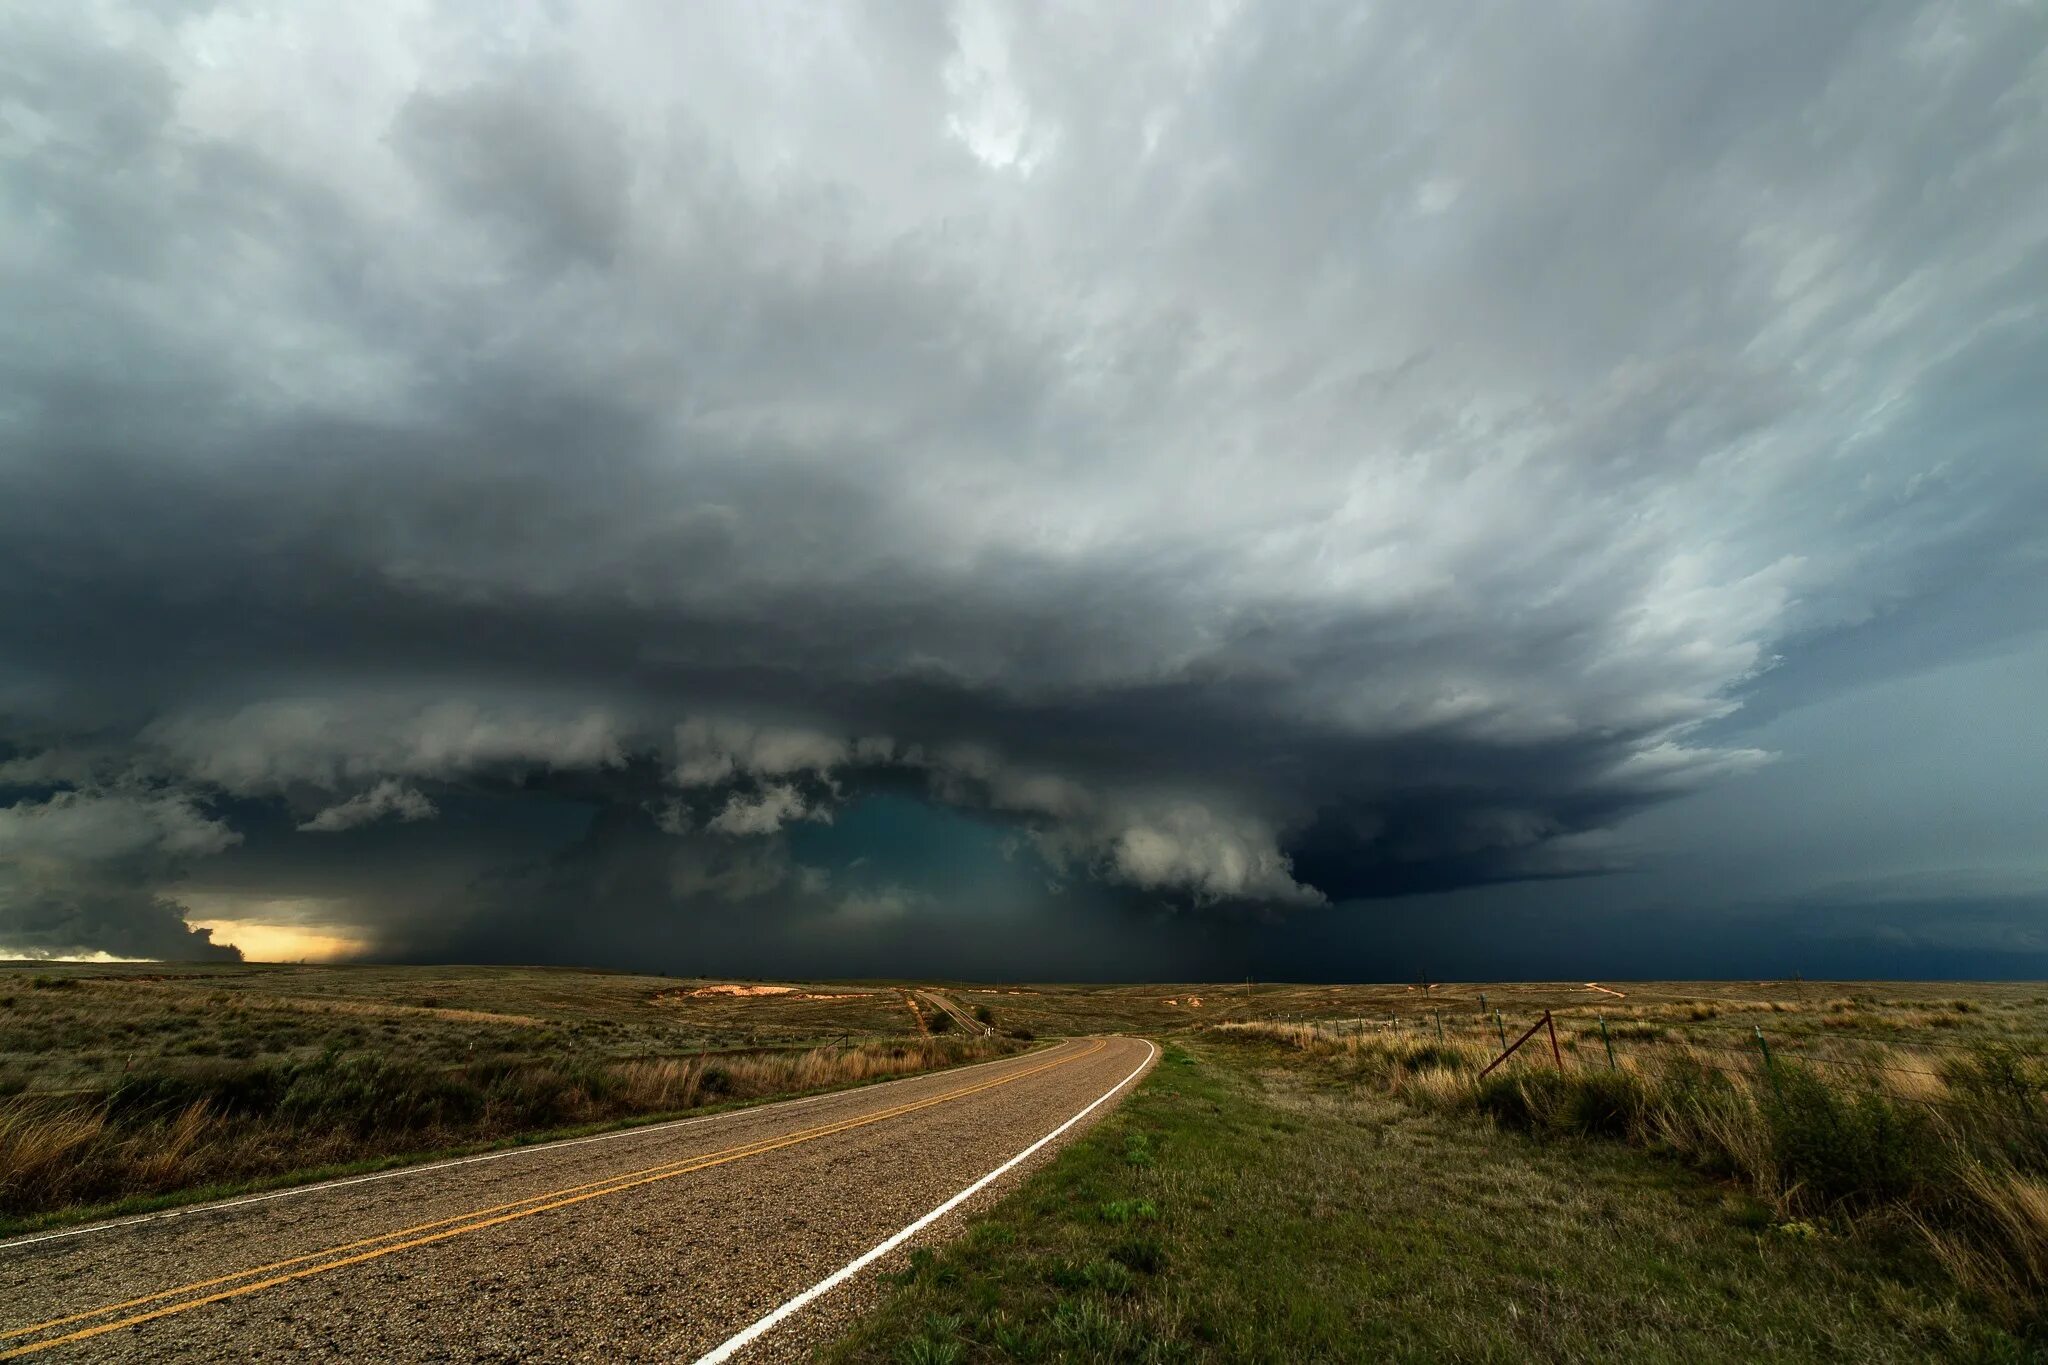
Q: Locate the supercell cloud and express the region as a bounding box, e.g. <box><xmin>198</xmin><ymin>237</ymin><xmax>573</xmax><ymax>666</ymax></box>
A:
<box><xmin>2</xmin><ymin>2</ymin><xmax>2044</xmax><ymax>967</ymax></box>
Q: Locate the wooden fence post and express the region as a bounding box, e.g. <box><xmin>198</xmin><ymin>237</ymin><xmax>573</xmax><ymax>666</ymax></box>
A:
<box><xmin>1479</xmin><ymin>1013</ymin><xmax>1557</xmax><ymax>1080</ymax></box>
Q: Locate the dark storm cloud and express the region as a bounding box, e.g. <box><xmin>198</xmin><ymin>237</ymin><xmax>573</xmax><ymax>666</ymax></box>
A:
<box><xmin>0</xmin><ymin>784</ymin><xmax>241</xmax><ymax>960</ymax></box>
<box><xmin>2</xmin><ymin>2</ymin><xmax>2044</xmax><ymax>961</ymax></box>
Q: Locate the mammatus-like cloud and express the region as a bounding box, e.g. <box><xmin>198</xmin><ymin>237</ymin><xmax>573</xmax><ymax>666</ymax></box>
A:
<box><xmin>1</xmin><ymin>2</ymin><xmax>2043</xmax><ymax>960</ymax></box>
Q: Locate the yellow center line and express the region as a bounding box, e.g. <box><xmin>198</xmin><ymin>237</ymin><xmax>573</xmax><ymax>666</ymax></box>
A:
<box><xmin>3</xmin><ymin>1040</ymin><xmax>1088</xmax><ymax>1341</ymax></box>
<box><xmin>3</xmin><ymin>1042</ymin><xmax>1097</xmax><ymax>1344</ymax></box>
<box><xmin>0</xmin><ymin>1040</ymin><xmax>1103</xmax><ymax>1359</ymax></box>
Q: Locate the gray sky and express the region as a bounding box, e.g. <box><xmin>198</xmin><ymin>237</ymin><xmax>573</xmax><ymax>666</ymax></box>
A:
<box><xmin>2</xmin><ymin>1</ymin><xmax>2044</xmax><ymax>976</ymax></box>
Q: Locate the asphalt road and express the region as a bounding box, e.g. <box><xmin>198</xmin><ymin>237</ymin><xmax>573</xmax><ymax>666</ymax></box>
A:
<box><xmin>0</xmin><ymin>1036</ymin><xmax>1154</xmax><ymax>1362</ymax></box>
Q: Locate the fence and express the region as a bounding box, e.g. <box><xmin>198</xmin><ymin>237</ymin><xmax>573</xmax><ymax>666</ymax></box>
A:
<box><xmin>1327</xmin><ymin>1003</ymin><xmax>2048</xmax><ymax>1126</ymax></box>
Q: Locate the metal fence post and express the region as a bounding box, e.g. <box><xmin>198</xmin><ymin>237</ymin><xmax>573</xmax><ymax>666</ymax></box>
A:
<box><xmin>1598</xmin><ymin>1014</ymin><xmax>1615</xmax><ymax>1071</ymax></box>
<box><xmin>1494</xmin><ymin>1011</ymin><xmax>1508</xmax><ymax>1051</ymax></box>
<box><xmin>1543</xmin><ymin>1011</ymin><xmax>1563</xmax><ymax>1068</ymax></box>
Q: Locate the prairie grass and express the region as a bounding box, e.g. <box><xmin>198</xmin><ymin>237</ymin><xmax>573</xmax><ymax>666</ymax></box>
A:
<box><xmin>0</xmin><ymin>1036</ymin><xmax>1011</xmax><ymax>1226</ymax></box>
<box><xmin>828</xmin><ymin>1041</ymin><xmax>2019</xmax><ymax>1362</ymax></box>
<box><xmin>1214</xmin><ymin>1016</ymin><xmax>2048</xmax><ymax>1327</ymax></box>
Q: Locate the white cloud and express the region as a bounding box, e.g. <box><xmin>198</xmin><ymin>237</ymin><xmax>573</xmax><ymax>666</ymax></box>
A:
<box><xmin>707</xmin><ymin>783</ymin><xmax>818</xmax><ymax>837</ymax></box>
<box><xmin>0</xmin><ymin>790</ymin><xmax>241</xmax><ymax>863</ymax></box>
<box><xmin>297</xmin><ymin>779</ymin><xmax>439</xmax><ymax>833</ymax></box>
<box><xmin>672</xmin><ymin>718</ymin><xmax>853</xmax><ymax>788</ymax></box>
<box><xmin>145</xmin><ymin>697</ymin><xmax>625</xmax><ymax>792</ymax></box>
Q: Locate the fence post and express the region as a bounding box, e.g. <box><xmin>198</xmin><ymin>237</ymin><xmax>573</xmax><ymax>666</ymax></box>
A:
<box><xmin>1479</xmin><ymin>1012</ymin><xmax>1555</xmax><ymax>1080</ymax></box>
<box><xmin>1479</xmin><ymin>991</ymin><xmax>1488</xmax><ymax>1015</ymax></box>
<box><xmin>1543</xmin><ymin>1010</ymin><xmax>1562</xmax><ymax>1068</ymax></box>
<box><xmin>1433</xmin><ymin>1009</ymin><xmax>1444</xmax><ymax>1043</ymax></box>
<box><xmin>1754</xmin><ymin>1024</ymin><xmax>1781</xmax><ymax>1098</ymax></box>
<box><xmin>1494</xmin><ymin>1011</ymin><xmax>1508</xmax><ymax>1051</ymax></box>
<box><xmin>1598</xmin><ymin>1013</ymin><xmax>1615</xmax><ymax>1071</ymax></box>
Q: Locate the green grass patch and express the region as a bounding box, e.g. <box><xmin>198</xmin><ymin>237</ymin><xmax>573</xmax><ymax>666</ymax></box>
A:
<box><xmin>825</xmin><ymin>1041</ymin><xmax>2026</xmax><ymax>1363</ymax></box>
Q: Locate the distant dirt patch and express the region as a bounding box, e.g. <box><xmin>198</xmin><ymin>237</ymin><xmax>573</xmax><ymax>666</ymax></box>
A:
<box><xmin>653</xmin><ymin>984</ymin><xmax>872</xmax><ymax>1004</ymax></box>
<box><xmin>1585</xmin><ymin>982</ymin><xmax>1628</xmax><ymax>998</ymax></box>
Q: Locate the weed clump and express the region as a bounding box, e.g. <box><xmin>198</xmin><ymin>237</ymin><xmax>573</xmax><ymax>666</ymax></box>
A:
<box><xmin>1760</xmin><ymin>1068</ymin><xmax>1930</xmax><ymax>1208</ymax></box>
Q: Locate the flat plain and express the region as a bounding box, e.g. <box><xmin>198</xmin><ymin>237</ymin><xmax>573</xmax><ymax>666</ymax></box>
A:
<box><xmin>5</xmin><ymin>966</ymin><xmax>2047</xmax><ymax>1360</ymax></box>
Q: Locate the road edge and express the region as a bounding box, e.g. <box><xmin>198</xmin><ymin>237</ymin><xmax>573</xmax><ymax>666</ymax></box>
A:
<box><xmin>0</xmin><ymin>1039</ymin><xmax>1068</xmax><ymax>1253</ymax></box>
<box><xmin>693</xmin><ymin>1037</ymin><xmax>1160</xmax><ymax>1364</ymax></box>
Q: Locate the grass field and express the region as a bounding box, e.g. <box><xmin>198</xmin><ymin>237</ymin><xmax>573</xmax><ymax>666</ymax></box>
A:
<box><xmin>6</xmin><ymin>965</ymin><xmax>2046</xmax><ymax>1355</ymax></box>
<box><xmin>0</xmin><ymin>963</ymin><xmax>1021</xmax><ymax>1232</ymax></box>
<box><xmin>831</xmin><ymin>981</ymin><xmax>2048</xmax><ymax>1361</ymax></box>
<box><xmin>830</xmin><ymin>1036</ymin><xmax>2029</xmax><ymax>1363</ymax></box>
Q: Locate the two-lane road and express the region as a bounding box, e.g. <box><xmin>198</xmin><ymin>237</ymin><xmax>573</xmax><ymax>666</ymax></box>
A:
<box><xmin>0</xmin><ymin>1036</ymin><xmax>1154</xmax><ymax>1362</ymax></box>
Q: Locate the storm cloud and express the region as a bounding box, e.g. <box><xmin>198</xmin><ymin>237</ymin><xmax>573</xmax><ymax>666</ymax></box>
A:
<box><xmin>2</xmin><ymin>2</ymin><xmax>2044</xmax><ymax>969</ymax></box>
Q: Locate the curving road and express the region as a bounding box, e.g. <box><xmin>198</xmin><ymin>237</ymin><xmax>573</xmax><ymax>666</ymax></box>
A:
<box><xmin>0</xmin><ymin>1037</ymin><xmax>1154</xmax><ymax>1362</ymax></box>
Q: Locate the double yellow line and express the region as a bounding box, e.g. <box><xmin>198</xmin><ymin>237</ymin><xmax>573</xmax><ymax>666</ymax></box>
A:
<box><xmin>1</xmin><ymin>1040</ymin><xmax>1102</xmax><ymax>1359</ymax></box>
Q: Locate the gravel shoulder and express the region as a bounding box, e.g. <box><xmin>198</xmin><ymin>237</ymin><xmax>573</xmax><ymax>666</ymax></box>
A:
<box><xmin>0</xmin><ymin>1036</ymin><xmax>1154</xmax><ymax>1362</ymax></box>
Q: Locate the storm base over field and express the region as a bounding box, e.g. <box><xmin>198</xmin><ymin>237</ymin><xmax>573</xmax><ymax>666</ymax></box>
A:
<box><xmin>3</xmin><ymin>3</ymin><xmax>2045</xmax><ymax>977</ymax></box>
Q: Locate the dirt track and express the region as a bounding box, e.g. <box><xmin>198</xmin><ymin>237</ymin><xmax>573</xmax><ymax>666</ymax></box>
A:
<box><xmin>0</xmin><ymin>1037</ymin><xmax>1153</xmax><ymax>1362</ymax></box>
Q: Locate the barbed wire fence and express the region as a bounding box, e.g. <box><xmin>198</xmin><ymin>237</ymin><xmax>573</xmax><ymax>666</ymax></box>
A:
<box><xmin>1270</xmin><ymin>1000</ymin><xmax>2048</xmax><ymax>1124</ymax></box>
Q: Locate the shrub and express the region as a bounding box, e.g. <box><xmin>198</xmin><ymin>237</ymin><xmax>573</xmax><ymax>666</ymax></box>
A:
<box><xmin>1397</xmin><ymin>1043</ymin><xmax>1470</xmax><ymax>1072</ymax></box>
<box><xmin>1474</xmin><ymin>1070</ymin><xmax>1567</xmax><ymax>1131</ymax></box>
<box><xmin>1760</xmin><ymin>1068</ymin><xmax>1930</xmax><ymax>1208</ymax></box>
<box><xmin>1558</xmin><ymin>1069</ymin><xmax>1649</xmax><ymax>1139</ymax></box>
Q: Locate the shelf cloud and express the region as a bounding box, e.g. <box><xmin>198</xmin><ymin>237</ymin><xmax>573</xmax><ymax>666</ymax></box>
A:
<box><xmin>2</xmin><ymin>2</ymin><xmax>2043</xmax><ymax>967</ymax></box>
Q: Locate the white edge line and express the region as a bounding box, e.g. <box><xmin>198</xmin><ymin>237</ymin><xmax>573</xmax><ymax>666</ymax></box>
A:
<box><xmin>0</xmin><ymin>1043</ymin><xmax>1069</xmax><ymax>1254</ymax></box>
<box><xmin>692</xmin><ymin>1038</ymin><xmax>1158</xmax><ymax>1365</ymax></box>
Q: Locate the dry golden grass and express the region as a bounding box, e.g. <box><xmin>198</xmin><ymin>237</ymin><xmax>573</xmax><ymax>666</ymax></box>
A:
<box><xmin>0</xmin><ymin>1102</ymin><xmax>106</xmax><ymax>1204</ymax></box>
<box><xmin>0</xmin><ymin>1035</ymin><xmax>1015</xmax><ymax>1228</ymax></box>
<box><xmin>1212</xmin><ymin>1008</ymin><xmax>2048</xmax><ymax>1327</ymax></box>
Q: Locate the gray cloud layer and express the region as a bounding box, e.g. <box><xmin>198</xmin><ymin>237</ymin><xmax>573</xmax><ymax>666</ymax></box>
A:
<box><xmin>2</xmin><ymin>2</ymin><xmax>2043</xmax><ymax>961</ymax></box>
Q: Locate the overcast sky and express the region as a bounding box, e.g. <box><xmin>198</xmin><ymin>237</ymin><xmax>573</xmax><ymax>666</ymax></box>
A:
<box><xmin>3</xmin><ymin>1</ymin><xmax>2044</xmax><ymax>978</ymax></box>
